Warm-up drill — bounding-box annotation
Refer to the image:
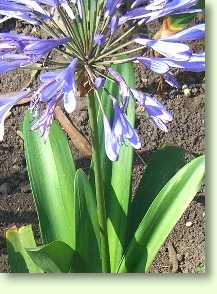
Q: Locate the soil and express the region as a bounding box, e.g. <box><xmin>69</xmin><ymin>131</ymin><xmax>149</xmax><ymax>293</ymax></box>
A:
<box><xmin>0</xmin><ymin>20</ymin><xmax>205</xmax><ymax>273</ymax></box>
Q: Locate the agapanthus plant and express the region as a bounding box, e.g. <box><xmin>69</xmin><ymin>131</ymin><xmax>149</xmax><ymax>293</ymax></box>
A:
<box><xmin>1</xmin><ymin>0</ymin><xmax>205</xmax><ymax>273</ymax></box>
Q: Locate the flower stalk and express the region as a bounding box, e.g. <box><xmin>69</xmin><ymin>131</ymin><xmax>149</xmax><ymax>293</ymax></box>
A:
<box><xmin>88</xmin><ymin>90</ymin><xmax>111</xmax><ymax>273</ymax></box>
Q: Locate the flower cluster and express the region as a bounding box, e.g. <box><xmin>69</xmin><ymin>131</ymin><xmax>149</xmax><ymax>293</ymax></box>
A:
<box><xmin>0</xmin><ymin>0</ymin><xmax>205</xmax><ymax>160</ymax></box>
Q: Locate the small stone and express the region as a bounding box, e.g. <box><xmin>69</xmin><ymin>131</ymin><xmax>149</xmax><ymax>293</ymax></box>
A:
<box><xmin>185</xmin><ymin>221</ymin><xmax>193</xmax><ymax>227</ymax></box>
<box><xmin>177</xmin><ymin>254</ymin><xmax>184</xmax><ymax>261</ymax></box>
<box><xmin>182</xmin><ymin>85</ymin><xmax>191</xmax><ymax>97</ymax></box>
<box><xmin>141</xmin><ymin>78</ymin><xmax>148</xmax><ymax>84</ymax></box>
<box><xmin>203</xmin><ymin>212</ymin><xmax>205</xmax><ymax>217</ymax></box>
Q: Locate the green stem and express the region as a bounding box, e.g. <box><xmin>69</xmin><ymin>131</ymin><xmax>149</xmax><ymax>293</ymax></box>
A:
<box><xmin>95</xmin><ymin>40</ymin><xmax>134</xmax><ymax>61</ymax></box>
<box><xmin>88</xmin><ymin>90</ymin><xmax>111</xmax><ymax>273</ymax></box>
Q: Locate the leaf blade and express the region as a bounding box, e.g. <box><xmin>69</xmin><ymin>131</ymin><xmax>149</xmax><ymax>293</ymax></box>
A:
<box><xmin>27</xmin><ymin>241</ymin><xmax>83</xmax><ymax>273</ymax></box>
<box><xmin>118</xmin><ymin>155</ymin><xmax>205</xmax><ymax>273</ymax></box>
<box><xmin>23</xmin><ymin>112</ymin><xmax>76</xmax><ymax>248</ymax></box>
<box><xmin>74</xmin><ymin>169</ymin><xmax>101</xmax><ymax>272</ymax></box>
<box><xmin>6</xmin><ymin>225</ymin><xmax>43</xmax><ymax>273</ymax></box>
<box><xmin>128</xmin><ymin>145</ymin><xmax>187</xmax><ymax>240</ymax></box>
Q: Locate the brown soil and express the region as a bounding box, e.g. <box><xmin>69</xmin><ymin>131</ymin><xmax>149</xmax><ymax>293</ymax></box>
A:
<box><xmin>0</xmin><ymin>20</ymin><xmax>205</xmax><ymax>273</ymax></box>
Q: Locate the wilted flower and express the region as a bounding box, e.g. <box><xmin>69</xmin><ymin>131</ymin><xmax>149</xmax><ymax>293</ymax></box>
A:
<box><xmin>0</xmin><ymin>0</ymin><xmax>205</xmax><ymax>160</ymax></box>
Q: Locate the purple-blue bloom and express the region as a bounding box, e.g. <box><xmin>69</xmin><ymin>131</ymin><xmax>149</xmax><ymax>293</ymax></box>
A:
<box><xmin>94</xmin><ymin>34</ymin><xmax>106</xmax><ymax>47</ymax></box>
<box><xmin>39</xmin><ymin>58</ymin><xmax>78</xmax><ymax>112</ymax></box>
<box><xmin>95</xmin><ymin>77</ymin><xmax>106</xmax><ymax>89</ymax></box>
<box><xmin>120</xmin><ymin>0</ymin><xmax>200</xmax><ymax>24</ymax></box>
<box><xmin>0</xmin><ymin>0</ymin><xmax>205</xmax><ymax>161</ymax></box>
<box><xmin>31</xmin><ymin>98</ymin><xmax>57</xmax><ymax>141</ymax></box>
<box><xmin>105</xmin><ymin>0</ymin><xmax>123</xmax><ymax>17</ymax></box>
<box><xmin>161</xmin><ymin>52</ymin><xmax>205</xmax><ymax>72</ymax></box>
<box><xmin>163</xmin><ymin>71</ymin><xmax>181</xmax><ymax>88</ymax></box>
<box><xmin>0</xmin><ymin>0</ymin><xmax>51</xmax><ymax>24</ymax></box>
<box><xmin>27</xmin><ymin>58</ymin><xmax>78</xmax><ymax>138</ymax></box>
<box><xmin>108</xmin><ymin>68</ymin><xmax>131</xmax><ymax>98</ymax></box>
<box><xmin>103</xmin><ymin>98</ymin><xmax>141</xmax><ymax>161</ymax></box>
<box><xmin>0</xmin><ymin>89</ymin><xmax>30</xmax><ymax>140</ymax></box>
<box><xmin>0</xmin><ymin>53</ymin><xmax>31</xmax><ymax>74</ymax></box>
<box><xmin>135</xmin><ymin>37</ymin><xmax>192</xmax><ymax>61</ymax></box>
<box><xmin>137</xmin><ymin>56</ymin><xmax>170</xmax><ymax>74</ymax></box>
<box><xmin>110</xmin><ymin>15</ymin><xmax>119</xmax><ymax>34</ymax></box>
<box><xmin>0</xmin><ymin>34</ymin><xmax>70</xmax><ymax>73</ymax></box>
<box><xmin>131</xmin><ymin>89</ymin><xmax>173</xmax><ymax>132</ymax></box>
<box><xmin>23</xmin><ymin>37</ymin><xmax>70</xmax><ymax>62</ymax></box>
<box><xmin>161</xmin><ymin>23</ymin><xmax>205</xmax><ymax>42</ymax></box>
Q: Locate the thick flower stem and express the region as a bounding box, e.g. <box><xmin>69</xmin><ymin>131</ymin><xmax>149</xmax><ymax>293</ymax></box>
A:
<box><xmin>88</xmin><ymin>90</ymin><xmax>111</xmax><ymax>273</ymax></box>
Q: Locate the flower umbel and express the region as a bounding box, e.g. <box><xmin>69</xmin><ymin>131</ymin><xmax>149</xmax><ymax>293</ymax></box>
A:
<box><xmin>0</xmin><ymin>0</ymin><xmax>205</xmax><ymax>160</ymax></box>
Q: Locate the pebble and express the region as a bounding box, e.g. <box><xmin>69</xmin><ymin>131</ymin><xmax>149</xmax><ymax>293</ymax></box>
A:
<box><xmin>177</xmin><ymin>254</ymin><xmax>184</xmax><ymax>262</ymax></box>
<box><xmin>185</xmin><ymin>221</ymin><xmax>193</xmax><ymax>227</ymax></box>
<box><xmin>182</xmin><ymin>85</ymin><xmax>191</xmax><ymax>97</ymax></box>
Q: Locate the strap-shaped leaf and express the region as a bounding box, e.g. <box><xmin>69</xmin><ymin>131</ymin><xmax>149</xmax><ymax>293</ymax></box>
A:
<box><xmin>118</xmin><ymin>155</ymin><xmax>205</xmax><ymax>273</ymax></box>
<box><xmin>6</xmin><ymin>225</ymin><xmax>43</xmax><ymax>273</ymax></box>
<box><xmin>74</xmin><ymin>169</ymin><xmax>101</xmax><ymax>272</ymax></box>
<box><xmin>23</xmin><ymin>112</ymin><xmax>76</xmax><ymax>248</ymax></box>
<box><xmin>128</xmin><ymin>145</ymin><xmax>186</xmax><ymax>241</ymax></box>
<box><xmin>27</xmin><ymin>241</ymin><xmax>84</xmax><ymax>273</ymax></box>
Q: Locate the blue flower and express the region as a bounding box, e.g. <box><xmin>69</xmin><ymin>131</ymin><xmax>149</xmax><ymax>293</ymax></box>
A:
<box><xmin>131</xmin><ymin>89</ymin><xmax>173</xmax><ymax>132</ymax></box>
<box><xmin>94</xmin><ymin>34</ymin><xmax>106</xmax><ymax>47</ymax></box>
<box><xmin>103</xmin><ymin>98</ymin><xmax>141</xmax><ymax>161</ymax></box>
<box><xmin>108</xmin><ymin>68</ymin><xmax>131</xmax><ymax>98</ymax></box>
<box><xmin>135</xmin><ymin>38</ymin><xmax>192</xmax><ymax>61</ymax></box>
<box><xmin>23</xmin><ymin>37</ymin><xmax>70</xmax><ymax>62</ymax></box>
<box><xmin>31</xmin><ymin>98</ymin><xmax>57</xmax><ymax>141</ymax></box>
<box><xmin>28</xmin><ymin>58</ymin><xmax>78</xmax><ymax>138</ymax></box>
<box><xmin>105</xmin><ymin>0</ymin><xmax>123</xmax><ymax>17</ymax></box>
<box><xmin>0</xmin><ymin>89</ymin><xmax>30</xmax><ymax>140</ymax></box>
<box><xmin>39</xmin><ymin>58</ymin><xmax>78</xmax><ymax>112</ymax></box>
<box><xmin>0</xmin><ymin>0</ymin><xmax>205</xmax><ymax>161</ymax></box>
<box><xmin>0</xmin><ymin>0</ymin><xmax>50</xmax><ymax>24</ymax></box>
<box><xmin>94</xmin><ymin>77</ymin><xmax>106</xmax><ymax>89</ymax></box>
<box><xmin>120</xmin><ymin>0</ymin><xmax>200</xmax><ymax>24</ymax></box>
<box><xmin>0</xmin><ymin>33</ymin><xmax>70</xmax><ymax>73</ymax></box>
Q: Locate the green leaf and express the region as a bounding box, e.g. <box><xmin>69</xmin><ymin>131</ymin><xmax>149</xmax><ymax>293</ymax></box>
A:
<box><xmin>6</xmin><ymin>225</ymin><xmax>43</xmax><ymax>273</ymax></box>
<box><xmin>168</xmin><ymin>14</ymin><xmax>196</xmax><ymax>30</ymax></box>
<box><xmin>128</xmin><ymin>145</ymin><xmax>186</xmax><ymax>240</ymax></box>
<box><xmin>27</xmin><ymin>241</ymin><xmax>83</xmax><ymax>273</ymax></box>
<box><xmin>118</xmin><ymin>155</ymin><xmax>205</xmax><ymax>273</ymax></box>
<box><xmin>74</xmin><ymin>169</ymin><xmax>101</xmax><ymax>272</ymax></box>
<box><xmin>23</xmin><ymin>112</ymin><xmax>76</xmax><ymax>248</ymax></box>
